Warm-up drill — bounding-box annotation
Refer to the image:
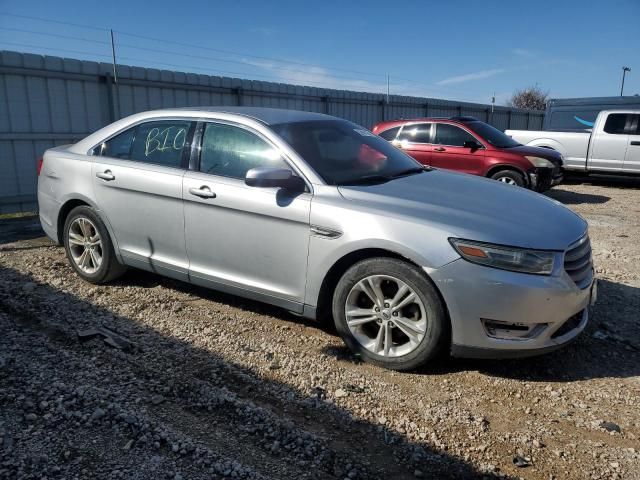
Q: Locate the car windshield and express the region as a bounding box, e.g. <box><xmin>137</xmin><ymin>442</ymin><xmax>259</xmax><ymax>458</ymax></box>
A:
<box><xmin>271</xmin><ymin>119</ymin><xmax>425</xmax><ymax>185</ymax></box>
<box><xmin>467</xmin><ymin>121</ymin><xmax>521</xmax><ymax>148</ymax></box>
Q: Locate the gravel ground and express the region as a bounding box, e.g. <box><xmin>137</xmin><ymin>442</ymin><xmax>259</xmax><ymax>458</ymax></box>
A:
<box><xmin>1</xmin><ymin>176</ymin><xmax>639</xmax><ymax>480</ymax></box>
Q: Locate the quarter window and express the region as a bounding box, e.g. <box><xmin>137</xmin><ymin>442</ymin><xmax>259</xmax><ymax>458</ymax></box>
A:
<box><xmin>434</xmin><ymin>124</ymin><xmax>477</xmax><ymax>147</ymax></box>
<box><xmin>200</xmin><ymin>123</ymin><xmax>288</xmax><ymax>179</ymax></box>
<box><xmin>378</xmin><ymin>126</ymin><xmax>401</xmax><ymax>141</ymax></box>
<box><xmin>99</xmin><ymin>120</ymin><xmax>193</xmax><ymax>168</ymax></box>
<box><xmin>397</xmin><ymin>123</ymin><xmax>432</xmax><ymax>143</ymax></box>
<box><xmin>603</xmin><ymin>114</ymin><xmax>628</xmax><ymax>134</ymax></box>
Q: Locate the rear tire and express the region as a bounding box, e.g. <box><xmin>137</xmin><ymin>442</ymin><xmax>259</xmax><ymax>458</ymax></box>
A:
<box><xmin>490</xmin><ymin>169</ymin><xmax>525</xmax><ymax>187</ymax></box>
<box><xmin>63</xmin><ymin>206</ymin><xmax>126</xmax><ymax>284</ymax></box>
<box><xmin>332</xmin><ymin>257</ymin><xmax>448</xmax><ymax>371</ymax></box>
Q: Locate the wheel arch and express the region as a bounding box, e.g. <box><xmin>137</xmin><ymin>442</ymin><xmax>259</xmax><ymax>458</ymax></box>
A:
<box><xmin>314</xmin><ymin>248</ymin><xmax>452</xmax><ymax>338</ymax></box>
<box><xmin>56</xmin><ymin>197</ymin><xmax>122</xmax><ymax>262</ymax></box>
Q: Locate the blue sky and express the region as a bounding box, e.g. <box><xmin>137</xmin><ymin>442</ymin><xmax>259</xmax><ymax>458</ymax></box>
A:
<box><xmin>1</xmin><ymin>0</ymin><xmax>638</xmax><ymax>105</ymax></box>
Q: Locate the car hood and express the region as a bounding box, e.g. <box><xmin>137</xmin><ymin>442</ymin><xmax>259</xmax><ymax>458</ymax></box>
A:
<box><xmin>507</xmin><ymin>145</ymin><xmax>563</xmax><ymax>165</ymax></box>
<box><xmin>337</xmin><ymin>170</ymin><xmax>586</xmax><ymax>251</ymax></box>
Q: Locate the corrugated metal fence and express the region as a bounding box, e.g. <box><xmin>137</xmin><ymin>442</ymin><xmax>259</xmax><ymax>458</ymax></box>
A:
<box><xmin>0</xmin><ymin>50</ymin><xmax>545</xmax><ymax>214</ymax></box>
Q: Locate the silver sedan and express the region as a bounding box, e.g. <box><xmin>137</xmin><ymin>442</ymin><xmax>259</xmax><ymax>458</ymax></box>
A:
<box><xmin>37</xmin><ymin>107</ymin><xmax>595</xmax><ymax>370</ymax></box>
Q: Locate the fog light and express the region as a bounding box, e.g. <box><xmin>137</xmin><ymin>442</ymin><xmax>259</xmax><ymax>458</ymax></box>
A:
<box><xmin>481</xmin><ymin>319</ymin><xmax>547</xmax><ymax>340</ymax></box>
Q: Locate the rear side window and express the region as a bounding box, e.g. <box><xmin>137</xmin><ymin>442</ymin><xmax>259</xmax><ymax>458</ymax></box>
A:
<box><xmin>199</xmin><ymin>123</ymin><xmax>288</xmax><ymax>179</ymax></box>
<box><xmin>396</xmin><ymin>123</ymin><xmax>432</xmax><ymax>143</ymax></box>
<box><xmin>100</xmin><ymin>120</ymin><xmax>193</xmax><ymax>168</ymax></box>
<box><xmin>603</xmin><ymin>114</ymin><xmax>628</xmax><ymax>134</ymax></box>
<box><xmin>434</xmin><ymin>123</ymin><xmax>477</xmax><ymax>147</ymax></box>
<box><xmin>378</xmin><ymin>126</ymin><xmax>401</xmax><ymax>141</ymax></box>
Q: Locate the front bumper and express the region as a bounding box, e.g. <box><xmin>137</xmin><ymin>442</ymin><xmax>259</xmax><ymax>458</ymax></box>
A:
<box><xmin>428</xmin><ymin>258</ymin><xmax>594</xmax><ymax>359</ymax></box>
<box><xmin>529</xmin><ymin>166</ymin><xmax>563</xmax><ymax>192</ymax></box>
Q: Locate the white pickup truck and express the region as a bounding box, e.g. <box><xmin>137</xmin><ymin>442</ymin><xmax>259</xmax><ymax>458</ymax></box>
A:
<box><xmin>506</xmin><ymin>110</ymin><xmax>640</xmax><ymax>174</ymax></box>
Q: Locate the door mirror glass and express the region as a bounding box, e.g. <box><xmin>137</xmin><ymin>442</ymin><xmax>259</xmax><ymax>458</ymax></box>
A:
<box><xmin>463</xmin><ymin>140</ymin><xmax>482</xmax><ymax>150</ymax></box>
<box><xmin>245</xmin><ymin>167</ymin><xmax>304</xmax><ymax>191</ymax></box>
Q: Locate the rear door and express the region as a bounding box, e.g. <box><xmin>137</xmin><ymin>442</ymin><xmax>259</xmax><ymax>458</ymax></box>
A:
<box><xmin>588</xmin><ymin>113</ymin><xmax>628</xmax><ymax>171</ymax></box>
<box><xmin>623</xmin><ymin>114</ymin><xmax>640</xmax><ymax>172</ymax></box>
<box><xmin>92</xmin><ymin>119</ymin><xmax>195</xmax><ymax>280</ymax></box>
<box><xmin>431</xmin><ymin>123</ymin><xmax>485</xmax><ymax>174</ymax></box>
<box><xmin>392</xmin><ymin>123</ymin><xmax>433</xmax><ymax>165</ymax></box>
<box><xmin>182</xmin><ymin>120</ymin><xmax>311</xmax><ymax>310</ymax></box>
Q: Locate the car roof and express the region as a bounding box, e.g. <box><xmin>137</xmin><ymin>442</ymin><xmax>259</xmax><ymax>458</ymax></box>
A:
<box><xmin>374</xmin><ymin>116</ymin><xmax>481</xmax><ymax>130</ymax></box>
<box><xmin>164</xmin><ymin>106</ymin><xmax>335</xmax><ymax>125</ymax></box>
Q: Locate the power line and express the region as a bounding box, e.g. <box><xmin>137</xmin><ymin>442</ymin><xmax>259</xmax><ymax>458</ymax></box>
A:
<box><xmin>0</xmin><ymin>27</ymin><xmax>385</xmax><ymax>83</ymax></box>
<box><xmin>0</xmin><ymin>12</ymin><xmax>386</xmax><ymax>80</ymax></box>
<box><xmin>0</xmin><ymin>41</ymin><xmax>393</xmax><ymax>94</ymax></box>
<box><xmin>0</xmin><ymin>12</ymin><xmax>482</xmax><ymax>101</ymax></box>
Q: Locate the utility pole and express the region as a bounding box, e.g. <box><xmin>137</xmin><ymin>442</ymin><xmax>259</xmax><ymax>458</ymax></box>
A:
<box><xmin>621</xmin><ymin>66</ymin><xmax>631</xmax><ymax>96</ymax></box>
<box><xmin>490</xmin><ymin>92</ymin><xmax>495</xmax><ymax>124</ymax></box>
<box><xmin>110</xmin><ymin>29</ymin><xmax>118</xmax><ymax>84</ymax></box>
<box><xmin>386</xmin><ymin>74</ymin><xmax>390</xmax><ymax>104</ymax></box>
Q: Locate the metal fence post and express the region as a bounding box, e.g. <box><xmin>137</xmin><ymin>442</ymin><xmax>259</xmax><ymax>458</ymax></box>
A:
<box><xmin>507</xmin><ymin>110</ymin><xmax>512</xmax><ymax>129</ymax></box>
<box><xmin>235</xmin><ymin>87</ymin><xmax>243</xmax><ymax>106</ymax></box>
<box><xmin>104</xmin><ymin>73</ymin><xmax>116</xmax><ymax>123</ymax></box>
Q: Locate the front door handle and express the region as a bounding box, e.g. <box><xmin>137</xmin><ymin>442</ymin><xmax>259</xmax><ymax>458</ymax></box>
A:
<box><xmin>630</xmin><ymin>141</ymin><xmax>640</xmax><ymax>146</ymax></box>
<box><xmin>189</xmin><ymin>186</ymin><xmax>216</xmax><ymax>199</ymax></box>
<box><xmin>96</xmin><ymin>170</ymin><xmax>115</xmax><ymax>181</ymax></box>
<box><xmin>434</xmin><ymin>147</ymin><xmax>446</xmax><ymax>152</ymax></box>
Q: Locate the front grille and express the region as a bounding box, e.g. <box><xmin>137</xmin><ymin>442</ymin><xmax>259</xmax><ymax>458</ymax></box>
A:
<box><xmin>551</xmin><ymin>310</ymin><xmax>584</xmax><ymax>339</ymax></box>
<box><xmin>564</xmin><ymin>235</ymin><xmax>593</xmax><ymax>289</ymax></box>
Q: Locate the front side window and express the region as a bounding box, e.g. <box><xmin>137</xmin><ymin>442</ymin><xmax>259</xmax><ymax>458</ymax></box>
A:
<box><xmin>434</xmin><ymin>123</ymin><xmax>477</xmax><ymax>147</ymax></box>
<box><xmin>603</xmin><ymin>114</ymin><xmax>628</xmax><ymax>134</ymax></box>
<box><xmin>199</xmin><ymin>123</ymin><xmax>288</xmax><ymax>179</ymax></box>
<box><xmin>271</xmin><ymin>119</ymin><xmax>423</xmax><ymax>185</ymax></box>
<box><xmin>100</xmin><ymin>120</ymin><xmax>193</xmax><ymax>168</ymax></box>
<box><xmin>397</xmin><ymin>123</ymin><xmax>432</xmax><ymax>143</ymax></box>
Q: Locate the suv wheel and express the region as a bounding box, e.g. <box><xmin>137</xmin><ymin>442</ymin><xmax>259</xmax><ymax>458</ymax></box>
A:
<box><xmin>63</xmin><ymin>206</ymin><xmax>126</xmax><ymax>284</ymax></box>
<box><xmin>332</xmin><ymin>257</ymin><xmax>448</xmax><ymax>371</ymax></box>
<box><xmin>490</xmin><ymin>170</ymin><xmax>525</xmax><ymax>187</ymax></box>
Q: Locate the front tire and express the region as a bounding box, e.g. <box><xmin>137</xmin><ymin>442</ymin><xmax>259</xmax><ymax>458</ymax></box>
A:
<box><xmin>332</xmin><ymin>258</ymin><xmax>448</xmax><ymax>371</ymax></box>
<box><xmin>63</xmin><ymin>206</ymin><xmax>126</xmax><ymax>284</ymax></box>
<box><xmin>490</xmin><ymin>169</ymin><xmax>525</xmax><ymax>187</ymax></box>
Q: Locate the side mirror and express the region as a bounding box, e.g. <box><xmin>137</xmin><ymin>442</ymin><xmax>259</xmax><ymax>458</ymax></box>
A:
<box><xmin>463</xmin><ymin>140</ymin><xmax>483</xmax><ymax>150</ymax></box>
<box><xmin>245</xmin><ymin>167</ymin><xmax>305</xmax><ymax>191</ymax></box>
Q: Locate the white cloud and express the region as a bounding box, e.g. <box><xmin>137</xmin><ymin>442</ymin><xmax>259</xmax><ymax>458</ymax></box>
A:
<box><xmin>436</xmin><ymin>68</ymin><xmax>506</xmax><ymax>86</ymax></box>
<box><xmin>250</xmin><ymin>27</ymin><xmax>277</xmax><ymax>37</ymax></box>
<box><xmin>512</xmin><ymin>48</ymin><xmax>535</xmax><ymax>57</ymax></box>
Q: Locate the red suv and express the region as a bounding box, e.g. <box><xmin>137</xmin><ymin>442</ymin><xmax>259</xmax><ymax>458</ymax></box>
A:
<box><xmin>372</xmin><ymin>116</ymin><xmax>563</xmax><ymax>192</ymax></box>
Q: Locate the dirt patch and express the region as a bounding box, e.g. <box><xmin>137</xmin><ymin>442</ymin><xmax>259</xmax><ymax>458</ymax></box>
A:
<box><xmin>1</xmin><ymin>178</ymin><xmax>639</xmax><ymax>479</ymax></box>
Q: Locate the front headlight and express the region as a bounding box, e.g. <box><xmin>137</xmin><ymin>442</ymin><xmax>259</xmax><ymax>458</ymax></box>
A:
<box><xmin>449</xmin><ymin>238</ymin><xmax>556</xmax><ymax>275</ymax></box>
<box><xmin>525</xmin><ymin>156</ymin><xmax>553</xmax><ymax>168</ymax></box>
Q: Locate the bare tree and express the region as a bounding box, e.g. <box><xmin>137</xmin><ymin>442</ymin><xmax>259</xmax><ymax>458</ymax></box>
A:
<box><xmin>507</xmin><ymin>85</ymin><xmax>549</xmax><ymax>110</ymax></box>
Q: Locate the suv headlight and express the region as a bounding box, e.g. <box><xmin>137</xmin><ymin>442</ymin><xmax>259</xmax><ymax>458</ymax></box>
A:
<box><xmin>525</xmin><ymin>156</ymin><xmax>554</xmax><ymax>168</ymax></box>
<box><xmin>449</xmin><ymin>238</ymin><xmax>556</xmax><ymax>275</ymax></box>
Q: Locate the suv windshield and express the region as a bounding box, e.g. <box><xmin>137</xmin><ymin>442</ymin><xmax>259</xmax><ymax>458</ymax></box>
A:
<box><xmin>467</xmin><ymin>121</ymin><xmax>521</xmax><ymax>148</ymax></box>
<box><xmin>272</xmin><ymin>120</ymin><xmax>425</xmax><ymax>185</ymax></box>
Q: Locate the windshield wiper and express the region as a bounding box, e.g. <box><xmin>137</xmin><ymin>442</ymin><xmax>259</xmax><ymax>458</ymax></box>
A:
<box><xmin>390</xmin><ymin>166</ymin><xmax>428</xmax><ymax>178</ymax></box>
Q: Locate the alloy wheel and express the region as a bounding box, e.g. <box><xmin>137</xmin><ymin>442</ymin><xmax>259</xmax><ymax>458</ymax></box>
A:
<box><xmin>68</xmin><ymin>217</ymin><xmax>103</xmax><ymax>274</ymax></box>
<box><xmin>345</xmin><ymin>275</ymin><xmax>427</xmax><ymax>357</ymax></box>
<box><xmin>496</xmin><ymin>176</ymin><xmax>517</xmax><ymax>185</ymax></box>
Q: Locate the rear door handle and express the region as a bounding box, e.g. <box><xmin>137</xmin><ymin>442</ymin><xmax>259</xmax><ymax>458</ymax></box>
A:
<box><xmin>96</xmin><ymin>170</ymin><xmax>115</xmax><ymax>181</ymax></box>
<box><xmin>631</xmin><ymin>141</ymin><xmax>640</xmax><ymax>146</ymax></box>
<box><xmin>189</xmin><ymin>186</ymin><xmax>216</xmax><ymax>199</ymax></box>
<box><xmin>434</xmin><ymin>147</ymin><xmax>446</xmax><ymax>152</ymax></box>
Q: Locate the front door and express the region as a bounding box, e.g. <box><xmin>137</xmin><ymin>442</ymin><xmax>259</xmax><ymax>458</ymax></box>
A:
<box><xmin>92</xmin><ymin>119</ymin><xmax>195</xmax><ymax>280</ymax></box>
<box><xmin>623</xmin><ymin>114</ymin><xmax>640</xmax><ymax>172</ymax></box>
<box><xmin>589</xmin><ymin>113</ymin><xmax>628</xmax><ymax>171</ymax></box>
<box><xmin>430</xmin><ymin>123</ymin><xmax>485</xmax><ymax>174</ymax></box>
<box><xmin>183</xmin><ymin>121</ymin><xmax>311</xmax><ymax>311</ymax></box>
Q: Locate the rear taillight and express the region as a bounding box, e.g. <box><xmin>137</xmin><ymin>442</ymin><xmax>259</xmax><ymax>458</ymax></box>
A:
<box><xmin>37</xmin><ymin>157</ymin><xmax>44</xmax><ymax>176</ymax></box>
